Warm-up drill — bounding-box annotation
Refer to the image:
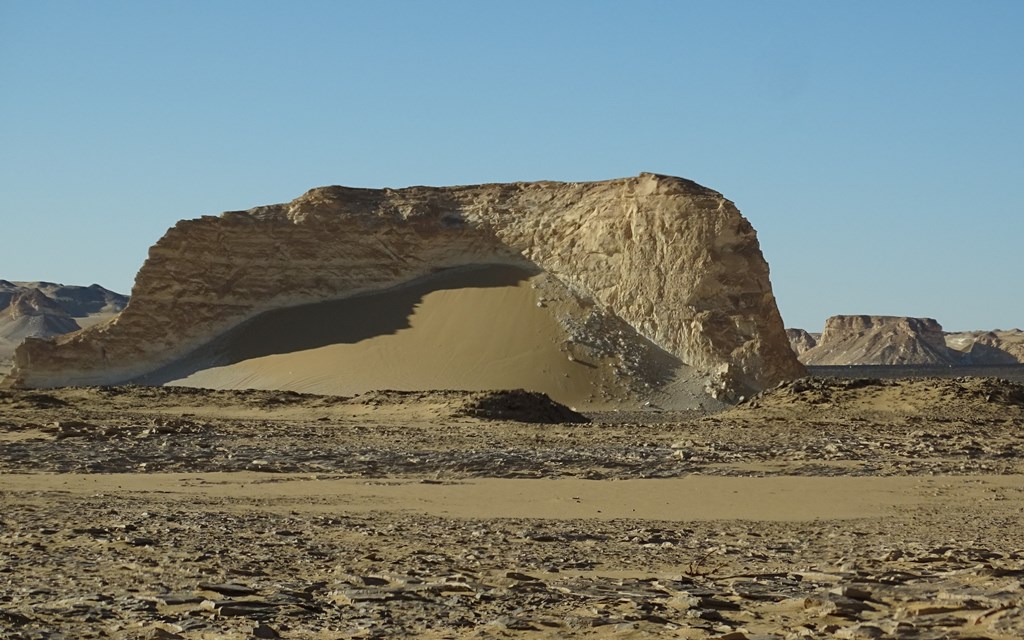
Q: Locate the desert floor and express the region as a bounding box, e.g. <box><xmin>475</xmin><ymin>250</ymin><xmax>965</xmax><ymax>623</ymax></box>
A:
<box><xmin>3</xmin><ymin>377</ymin><xmax>1024</xmax><ymax>639</ymax></box>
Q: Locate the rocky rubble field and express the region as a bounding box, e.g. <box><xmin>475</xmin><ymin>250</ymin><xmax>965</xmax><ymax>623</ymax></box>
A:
<box><xmin>2</xmin><ymin>379</ymin><xmax>1024</xmax><ymax>639</ymax></box>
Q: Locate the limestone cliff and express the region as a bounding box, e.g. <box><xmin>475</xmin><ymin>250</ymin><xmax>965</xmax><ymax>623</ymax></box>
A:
<box><xmin>800</xmin><ymin>315</ymin><xmax>957</xmax><ymax>366</ymax></box>
<box><xmin>3</xmin><ymin>173</ymin><xmax>803</xmax><ymax>401</ymax></box>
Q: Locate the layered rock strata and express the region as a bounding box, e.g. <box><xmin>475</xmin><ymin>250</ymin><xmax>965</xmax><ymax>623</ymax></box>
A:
<box><xmin>3</xmin><ymin>173</ymin><xmax>803</xmax><ymax>401</ymax></box>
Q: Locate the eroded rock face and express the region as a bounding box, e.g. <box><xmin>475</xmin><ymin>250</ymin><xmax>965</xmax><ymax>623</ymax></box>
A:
<box><xmin>3</xmin><ymin>173</ymin><xmax>803</xmax><ymax>401</ymax></box>
<box><xmin>800</xmin><ymin>315</ymin><xmax>957</xmax><ymax>365</ymax></box>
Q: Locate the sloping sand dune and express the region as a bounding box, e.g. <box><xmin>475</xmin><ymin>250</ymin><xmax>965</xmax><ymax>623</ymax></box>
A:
<box><xmin>148</xmin><ymin>265</ymin><xmax>636</xmax><ymax>407</ymax></box>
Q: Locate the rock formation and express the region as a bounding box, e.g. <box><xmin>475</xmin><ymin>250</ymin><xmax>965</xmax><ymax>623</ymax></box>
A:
<box><xmin>2</xmin><ymin>173</ymin><xmax>803</xmax><ymax>405</ymax></box>
<box><xmin>786</xmin><ymin>328</ymin><xmax>818</xmax><ymax>357</ymax></box>
<box><xmin>0</xmin><ymin>282</ymin><xmax>128</xmax><ymax>375</ymax></box>
<box><xmin>1</xmin><ymin>289</ymin><xmax>80</xmax><ymax>341</ymax></box>
<box><xmin>945</xmin><ymin>329</ymin><xmax>1024</xmax><ymax>365</ymax></box>
<box><xmin>0</xmin><ymin>281</ymin><xmax>128</xmax><ymax>317</ymax></box>
<box><xmin>799</xmin><ymin>316</ymin><xmax>958</xmax><ymax>366</ymax></box>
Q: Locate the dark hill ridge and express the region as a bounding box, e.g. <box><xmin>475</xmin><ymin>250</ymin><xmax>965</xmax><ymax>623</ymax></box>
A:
<box><xmin>2</xmin><ymin>281</ymin><xmax>128</xmax><ymax>317</ymax></box>
<box><xmin>1</xmin><ymin>290</ymin><xmax>81</xmax><ymax>342</ymax></box>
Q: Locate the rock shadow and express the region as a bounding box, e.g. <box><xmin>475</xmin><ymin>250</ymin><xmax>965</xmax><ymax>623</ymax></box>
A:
<box><xmin>136</xmin><ymin>263</ymin><xmax>537</xmax><ymax>386</ymax></box>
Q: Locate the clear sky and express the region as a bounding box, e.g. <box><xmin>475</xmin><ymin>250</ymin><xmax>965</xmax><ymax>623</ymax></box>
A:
<box><xmin>1</xmin><ymin>1</ymin><xmax>1021</xmax><ymax>332</ymax></box>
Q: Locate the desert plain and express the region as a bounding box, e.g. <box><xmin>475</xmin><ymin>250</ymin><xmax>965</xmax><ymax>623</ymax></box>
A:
<box><xmin>3</xmin><ymin>176</ymin><xmax>1024</xmax><ymax>639</ymax></box>
<box><xmin>4</xmin><ymin>376</ymin><xmax>1024</xmax><ymax>640</ymax></box>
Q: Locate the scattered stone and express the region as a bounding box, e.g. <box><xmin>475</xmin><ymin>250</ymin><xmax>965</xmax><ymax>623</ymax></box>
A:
<box><xmin>2</xmin><ymin>381</ymin><xmax>1024</xmax><ymax>638</ymax></box>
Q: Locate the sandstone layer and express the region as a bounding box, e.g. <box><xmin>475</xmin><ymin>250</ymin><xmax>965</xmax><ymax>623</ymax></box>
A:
<box><xmin>3</xmin><ymin>173</ymin><xmax>802</xmax><ymax>404</ymax></box>
<box><xmin>798</xmin><ymin>315</ymin><xmax>959</xmax><ymax>366</ymax></box>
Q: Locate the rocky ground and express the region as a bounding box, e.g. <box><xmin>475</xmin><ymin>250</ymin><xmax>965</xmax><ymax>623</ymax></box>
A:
<box><xmin>2</xmin><ymin>378</ymin><xmax>1024</xmax><ymax>639</ymax></box>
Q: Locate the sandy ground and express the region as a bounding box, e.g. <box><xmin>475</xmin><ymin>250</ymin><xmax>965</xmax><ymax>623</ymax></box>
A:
<box><xmin>3</xmin><ymin>378</ymin><xmax>1024</xmax><ymax>639</ymax></box>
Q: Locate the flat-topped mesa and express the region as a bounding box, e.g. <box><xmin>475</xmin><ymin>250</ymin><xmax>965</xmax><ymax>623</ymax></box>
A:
<box><xmin>3</xmin><ymin>173</ymin><xmax>804</xmax><ymax>402</ymax></box>
<box><xmin>801</xmin><ymin>315</ymin><xmax>957</xmax><ymax>366</ymax></box>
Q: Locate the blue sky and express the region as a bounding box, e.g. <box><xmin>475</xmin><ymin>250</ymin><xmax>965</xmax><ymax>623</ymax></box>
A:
<box><xmin>1</xmin><ymin>1</ymin><xmax>1021</xmax><ymax>331</ymax></box>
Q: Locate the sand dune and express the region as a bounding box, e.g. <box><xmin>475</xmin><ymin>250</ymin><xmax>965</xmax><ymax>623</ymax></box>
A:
<box><xmin>151</xmin><ymin>265</ymin><xmax>637</xmax><ymax>407</ymax></box>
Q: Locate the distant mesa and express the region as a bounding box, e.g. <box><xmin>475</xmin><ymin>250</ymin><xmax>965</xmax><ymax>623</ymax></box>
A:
<box><xmin>798</xmin><ymin>316</ymin><xmax>955</xmax><ymax>366</ymax></box>
<box><xmin>788</xmin><ymin>315</ymin><xmax>1024</xmax><ymax>366</ymax></box>
<box><xmin>2</xmin><ymin>173</ymin><xmax>804</xmax><ymax>408</ymax></box>
<box><xmin>0</xmin><ymin>281</ymin><xmax>128</xmax><ymax>376</ymax></box>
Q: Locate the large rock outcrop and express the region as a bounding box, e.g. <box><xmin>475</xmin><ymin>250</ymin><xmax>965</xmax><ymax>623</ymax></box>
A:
<box><xmin>800</xmin><ymin>315</ymin><xmax>958</xmax><ymax>366</ymax></box>
<box><xmin>3</xmin><ymin>173</ymin><xmax>803</xmax><ymax>403</ymax></box>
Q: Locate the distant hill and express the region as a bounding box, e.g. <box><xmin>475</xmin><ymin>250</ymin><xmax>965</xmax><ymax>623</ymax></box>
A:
<box><xmin>786</xmin><ymin>328</ymin><xmax>818</xmax><ymax>357</ymax></box>
<box><xmin>0</xmin><ymin>280</ymin><xmax>128</xmax><ymax>317</ymax></box>
<box><xmin>0</xmin><ymin>281</ymin><xmax>128</xmax><ymax>373</ymax></box>
<box><xmin>946</xmin><ymin>329</ymin><xmax>1024</xmax><ymax>365</ymax></box>
<box><xmin>788</xmin><ymin>315</ymin><xmax>1024</xmax><ymax>366</ymax></box>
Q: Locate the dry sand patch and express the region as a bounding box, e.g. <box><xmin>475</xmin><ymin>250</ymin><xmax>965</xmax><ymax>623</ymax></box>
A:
<box><xmin>4</xmin><ymin>473</ymin><xmax>1011</xmax><ymax>522</ymax></box>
